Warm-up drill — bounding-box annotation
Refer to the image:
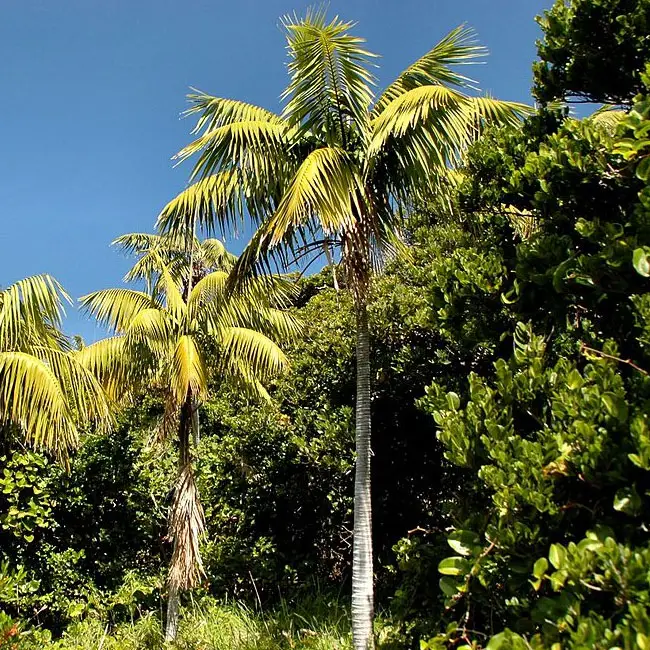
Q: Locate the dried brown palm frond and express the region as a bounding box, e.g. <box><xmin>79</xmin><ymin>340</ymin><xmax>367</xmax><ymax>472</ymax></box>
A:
<box><xmin>167</xmin><ymin>463</ymin><xmax>206</xmax><ymax>591</ymax></box>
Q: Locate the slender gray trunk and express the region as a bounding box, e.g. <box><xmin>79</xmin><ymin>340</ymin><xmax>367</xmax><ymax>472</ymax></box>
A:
<box><xmin>351</xmin><ymin>299</ymin><xmax>374</xmax><ymax>650</ymax></box>
<box><xmin>165</xmin><ymin>393</ymin><xmax>192</xmax><ymax>642</ymax></box>
<box><xmin>164</xmin><ymin>583</ymin><xmax>180</xmax><ymax>642</ymax></box>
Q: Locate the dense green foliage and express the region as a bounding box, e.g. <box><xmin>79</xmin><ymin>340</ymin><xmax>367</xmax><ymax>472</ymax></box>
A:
<box><xmin>533</xmin><ymin>0</ymin><xmax>650</xmax><ymax>104</ymax></box>
<box><xmin>3</xmin><ymin>1</ymin><xmax>650</xmax><ymax>648</ymax></box>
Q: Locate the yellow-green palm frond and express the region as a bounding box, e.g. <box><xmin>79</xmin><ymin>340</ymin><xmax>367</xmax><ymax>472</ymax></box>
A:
<box><xmin>227</xmin><ymin>357</ymin><xmax>273</xmax><ymax>402</ymax></box>
<box><xmin>113</xmin><ymin>232</ymin><xmax>168</xmax><ymax>256</ymax></box>
<box><xmin>124</xmin><ymin>308</ymin><xmax>174</xmax><ymax>349</ymax></box>
<box><xmin>80</xmin><ymin>289</ymin><xmax>157</xmax><ymax>333</ymax></box>
<box><xmin>502</xmin><ymin>204</ymin><xmax>539</xmax><ymax>240</ymax></box>
<box><xmin>370</xmin><ymin>85</ymin><xmax>468</xmax><ymax>156</ymax></box>
<box><xmin>462</xmin><ymin>96</ymin><xmax>531</xmax><ymax>130</ymax></box>
<box><xmin>156</xmin><ymin>171</ymin><xmax>249</xmax><ymax>238</ymax></box>
<box><xmin>373</xmin><ymin>25</ymin><xmax>486</xmax><ymax>115</ymax></box>
<box><xmin>156</xmin><ymin>262</ymin><xmax>186</xmax><ymax>322</ymax></box>
<box><xmin>370</xmin><ymin>88</ymin><xmax>530</xmax><ymax>176</ymax></box>
<box><xmin>177</xmin><ymin>121</ymin><xmax>294</xmax><ymax>183</ymax></box>
<box><xmin>0</xmin><ymin>351</ymin><xmax>77</xmax><ymax>457</ymax></box>
<box><xmin>218</xmin><ymin>327</ymin><xmax>288</xmax><ymax>385</ymax></box>
<box><xmin>75</xmin><ymin>336</ymin><xmax>140</xmax><ymax>402</ymax></box>
<box><xmin>187</xmin><ymin>271</ymin><xmax>228</xmax><ymax>320</ymax></box>
<box><xmin>32</xmin><ymin>346</ymin><xmax>112</xmax><ymax>431</ymax></box>
<box><xmin>589</xmin><ymin>105</ymin><xmax>627</xmax><ymax>133</ymax></box>
<box><xmin>0</xmin><ymin>274</ymin><xmax>70</xmax><ymax>349</ymax></box>
<box><xmin>184</xmin><ymin>92</ymin><xmax>286</xmax><ymax>134</ymax></box>
<box><xmin>267</xmin><ymin>147</ymin><xmax>362</xmax><ymax>243</ymax></box>
<box><xmin>170</xmin><ymin>335</ymin><xmax>207</xmax><ymax>404</ymax></box>
<box><xmin>200</xmin><ymin>238</ymin><xmax>237</xmax><ymax>270</ymax></box>
<box><xmin>281</xmin><ymin>9</ymin><xmax>377</xmax><ymax>141</ymax></box>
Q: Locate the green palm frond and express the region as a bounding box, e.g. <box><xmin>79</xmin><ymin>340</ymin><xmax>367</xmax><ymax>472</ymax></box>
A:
<box><xmin>370</xmin><ymin>85</ymin><xmax>467</xmax><ymax>153</ymax></box>
<box><xmin>281</xmin><ymin>9</ymin><xmax>377</xmax><ymax>141</ymax></box>
<box><xmin>373</xmin><ymin>25</ymin><xmax>486</xmax><ymax>114</ymax></box>
<box><xmin>76</xmin><ymin>336</ymin><xmax>135</xmax><ymax>401</ymax></box>
<box><xmin>80</xmin><ymin>289</ymin><xmax>156</xmax><ymax>333</ymax></box>
<box><xmin>177</xmin><ymin>121</ymin><xmax>293</xmax><ymax>183</ymax></box>
<box><xmin>32</xmin><ymin>346</ymin><xmax>112</xmax><ymax>428</ymax></box>
<box><xmin>0</xmin><ymin>275</ymin><xmax>70</xmax><ymax>349</ymax></box>
<box><xmin>0</xmin><ymin>351</ymin><xmax>77</xmax><ymax>456</ymax></box>
<box><xmin>267</xmin><ymin>146</ymin><xmax>362</xmax><ymax>243</ymax></box>
<box><xmin>201</xmin><ymin>238</ymin><xmax>237</xmax><ymax>270</ymax></box>
<box><xmin>156</xmin><ymin>172</ymin><xmax>249</xmax><ymax>237</ymax></box>
<box><xmin>187</xmin><ymin>270</ymin><xmax>228</xmax><ymax>319</ymax></box>
<box><xmin>218</xmin><ymin>327</ymin><xmax>288</xmax><ymax>382</ymax></box>
<box><xmin>170</xmin><ymin>335</ymin><xmax>207</xmax><ymax>404</ymax></box>
<box><xmin>589</xmin><ymin>105</ymin><xmax>627</xmax><ymax>133</ymax></box>
<box><xmin>184</xmin><ymin>92</ymin><xmax>286</xmax><ymax>133</ymax></box>
<box><xmin>125</xmin><ymin>308</ymin><xmax>174</xmax><ymax>349</ymax></box>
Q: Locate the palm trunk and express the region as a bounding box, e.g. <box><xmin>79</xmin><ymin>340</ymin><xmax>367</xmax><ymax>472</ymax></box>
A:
<box><xmin>351</xmin><ymin>298</ymin><xmax>374</xmax><ymax>650</ymax></box>
<box><xmin>165</xmin><ymin>393</ymin><xmax>194</xmax><ymax>642</ymax></box>
<box><xmin>165</xmin><ymin>583</ymin><xmax>180</xmax><ymax>642</ymax></box>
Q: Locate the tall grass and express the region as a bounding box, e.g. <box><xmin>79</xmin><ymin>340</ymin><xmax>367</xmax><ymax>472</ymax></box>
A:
<box><xmin>44</xmin><ymin>595</ymin><xmax>352</xmax><ymax>650</ymax></box>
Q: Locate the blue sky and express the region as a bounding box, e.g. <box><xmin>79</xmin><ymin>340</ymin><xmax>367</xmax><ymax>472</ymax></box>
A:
<box><xmin>1</xmin><ymin>0</ymin><xmax>552</xmax><ymax>341</ymax></box>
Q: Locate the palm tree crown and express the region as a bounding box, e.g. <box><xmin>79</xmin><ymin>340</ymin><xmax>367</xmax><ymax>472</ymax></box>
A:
<box><xmin>0</xmin><ymin>275</ymin><xmax>111</xmax><ymax>460</ymax></box>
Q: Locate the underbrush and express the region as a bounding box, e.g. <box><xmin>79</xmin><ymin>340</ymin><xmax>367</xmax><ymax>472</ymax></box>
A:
<box><xmin>7</xmin><ymin>596</ymin><xmax>355</xmax><ymax>650</ymax></box>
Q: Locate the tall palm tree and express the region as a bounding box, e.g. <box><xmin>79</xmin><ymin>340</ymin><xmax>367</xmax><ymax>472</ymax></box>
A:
<box><xmin>0</xmin><ymin>274</ymin><xmax>111</xmax><ymax>460</ymax></box>
<box><xmin>156</xmin><ymin>12</ymin><xmax>530</xmax><ymax>649</ymax></box>
<box><xmin>78</xmin><ymin>234</ymin><xmax>299</xmax><ymax>640</ymax></box>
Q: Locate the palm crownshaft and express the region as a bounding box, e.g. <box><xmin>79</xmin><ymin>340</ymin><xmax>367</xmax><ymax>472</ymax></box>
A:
<box><xmin>158</xmin><ymin>12</ymin><xmax>530</xmax><ymax>649</ymax></box>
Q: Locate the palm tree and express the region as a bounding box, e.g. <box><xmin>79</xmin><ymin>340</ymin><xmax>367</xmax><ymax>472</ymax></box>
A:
<box><xmin>156</xmin><ymin>12</ymin><xmax>530</xmax><ymax>649</ymax></box>
<box><xmin>78</xmin><ymin>234</ymin><xmax>299</xmax><ymax>640</ymax></box>
<box><xmin>0</xmin><ymin>274</ymin><xmax>111</xmax><ymax>460</ymax></box>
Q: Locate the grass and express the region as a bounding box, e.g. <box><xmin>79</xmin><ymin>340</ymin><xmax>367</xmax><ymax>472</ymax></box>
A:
<box><xmin>42</xmin><ymin>595</ymin><xmax>353</xmax><ymax>650</ymax></box>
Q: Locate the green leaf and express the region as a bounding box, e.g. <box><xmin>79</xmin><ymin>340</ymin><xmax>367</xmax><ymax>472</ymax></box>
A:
<box><xmin>439</xmin><ymin>576</ymin><xmax>459</xmax><ymax>597</ymax></box>
<box><xmin>636</xmin><ymin>155</ymin><xmax>650</xmax><ymax>181</ymax></box>
<box><xmin>486</xmin><ymin>630</ymin><xmax>529</xmax><ymax>650</ymax></box>
<box><xmin>633</xmin><ymin>247</ymin><xmax>650</xmax><ymax>277</ymax></box>
<box><xmin>438</xmin><ymin>556</ymin><xmax>470</xmax><ymax>576</ymax></box>
<box><xmin>566</xmin><ymin>368</ymin><xmax>583</xmax><ymax>390</ymax></box>
<box><xmin>548</xmin><ymin>543</ymin><xmax>567</xmax><ymax>570</ymax></box>
<box><xmin>447</xmin><ymin>530</ymin><xmax>480</xmax><ymax>556</ymax></box>
<box><xmin>446</xmin><ymin>392</ymin><xmax>460</xmax><ymax>410</ymax></box>
<box><xmin>613</xmin><ymin>486</ymin><xmax>642</xmax><ymax>516</ymax></box>
<box><xmin>533</xmin><ymin>557</ymin><xmax>548</xmax><ymax>579</ymax></box>
<box><xmin>602</xmin><ymin>393</ymin><xmax>629</xmax><ymax>423</ymax></box>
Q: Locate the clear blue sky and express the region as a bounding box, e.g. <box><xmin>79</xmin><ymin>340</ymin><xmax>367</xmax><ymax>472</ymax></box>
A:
<box><xmin>1</xmin><ymin>0</ymin><xmax>552</xmax><ymax>341</ymax></box>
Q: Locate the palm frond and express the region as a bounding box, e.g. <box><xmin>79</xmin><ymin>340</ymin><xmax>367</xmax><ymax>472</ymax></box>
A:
<box><xmin>589</xmin><ymin>105</ymin><xmax>627</xmax><ymax>133</ymax></box>
<box><xmin>170</xmin><ymin>335</ymin><xmax>207</xmax><ymax>404</ymax></box>
<box><xmin>267</xmin><ymin>146</ymin><xmax>361</xmax><ymax>243</ymax></box>
<box><xmin>218</xmin><ymin>327</ymin><xmax>288</xmax><ymax>382</ymax></box>
<box><xmin>281</xmin><ymin>9</ymin><xmax>377</xmax><ymax>142</ymax></box>
<box><xmin>75</xmin><ymin>336</ymin><xmax>141</xmax><ymax>402</ymax></box>
<box><xmin>184</xmin><ymin>91</ymin><xmax>285</xmax><ymax>133</ymax></box>
<box><xmin>156</xmin><ymin>171</ymin><xmax>249</xmax><ymax>238</ymax></box>
<box><xmin>0</xmin><ymin>275</ymin><xmax>70</xmax><ymax>349</ymax></box>
<box><xmin>373</xmin><ymin>25</ymin><xmax>486</xmax><ymax>114</ymax></box>
<box><xmin>167</xmin><ymin>464</ymin><xmax>206</xmax><ymax>591</ymax></box>
<box><xmin>32</xmin><ymin>346</ymin><xmax>112</xmax><ymax>431</ymax></box>
<box><xmin>79</xmin><ymin>289</ymin><xmax>156</xmax><ymax>333</ymax></box>
<box><xmin>0</xmin><ymin>351</ymin><xmax>77</xmax><ymax>457</ymax></box>
<box><xmin>177</xmin><ymin>121</ymin><xmax>294</xmax><ymax>183</ymax></box>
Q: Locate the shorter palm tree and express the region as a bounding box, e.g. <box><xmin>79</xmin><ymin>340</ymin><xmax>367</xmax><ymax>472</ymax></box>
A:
<box><xmin>0</xmin><ymin>275</ymin><xmax>111</xmax><ymax>460</ymax></box>
<box><xmin>79</xmin><ymin>235</ymin><xmax>299</xmax><ymax>640</ymax></box>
